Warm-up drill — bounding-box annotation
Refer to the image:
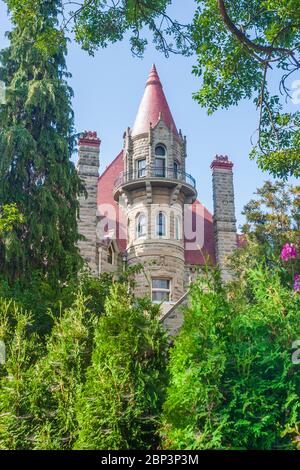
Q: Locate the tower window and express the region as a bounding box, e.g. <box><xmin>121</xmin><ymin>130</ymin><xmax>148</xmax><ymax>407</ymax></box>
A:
<box><xmin>136</xmin><ymin>213</ymin><xmax>147</xmax><ymax>238</ymax></box>
<box><xmin>155</xmin><ymin>145</ymin><xmax>166</xmax><ymax>157</ymax></box>
<box><xmin>137</xmin><ymin>159</ymin><xmax>146</xmax><ymax>178</ymax></box>
<box><xmin>175</xmin><ymin>215</ymin><xmax>181</xmax><ymax>240</ymax></box>
<box><xmin>107</xmin><ymin>245</ymin><xmax>114</xmax><ymax>265</ymax></box>
<box><xmin>174</xmin><ymin>161</ymin><xmax>180</xmax><ymax>179</ymax></box>
<box><xmin>156</xmin><ymin>211</ymin><xmax>166</xmax><ymax>237</ymax></box>
<box><xmin>155</xmin><ymin>145</ymin><xmax>166</xmax><ymax>177</ymax></box>
<box><xmin>152</xmin><ymin>279</ymin><xmax>171</xmax><ymax>302</ymax></box>
<box><xmin>155</xmin><ymin>158</ymin><xmax>166</xmax><ymax>177</ymax></box>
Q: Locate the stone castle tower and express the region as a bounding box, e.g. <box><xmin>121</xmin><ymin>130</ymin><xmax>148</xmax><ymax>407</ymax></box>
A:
<box><xmin>77</xmin><ymin>65</ymin><xmax>237</xmax><ymax>333</ymax></box>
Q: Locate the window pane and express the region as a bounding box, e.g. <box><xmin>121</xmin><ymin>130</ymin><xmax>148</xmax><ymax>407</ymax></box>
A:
<box><xmin>174</xmin><ymin>162</ymin><xmax>179</xmax><ymax>178</ymax></box>
<box><xmin>137</xmin><ymin>159</ymin><xmax>146</xmax><ymax>178</ymax></box>
<box><xmin>152</xmin><ymin>291</ymin><xmax>170</xmax><ymax>302</ymax></box>
<box><xmin>157</xmin><ymin>212</ymin><xmax>166</xmax><ymax>236</ymax></box>
<box><xmin>152</xmin><ymin>279</ymin><xmax>170</xmax><ymax>289</ymax></box>
<box><xmin>137</xmin><ymin>214</ymin><xmax>146</xmax><ymax>237</ymax></box>
<box><xmin>155</xmin><ymin>158</ymin><xmax>165</xmax><ymax>177</ymax></box>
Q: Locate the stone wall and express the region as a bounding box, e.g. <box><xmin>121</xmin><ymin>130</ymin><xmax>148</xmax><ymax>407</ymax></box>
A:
<box><xmin>211</xmin><ymin>155</ymin><xmax>237</xmax><ymax>281</ymax></box>
<box><xmin>77</xmin><ymin>132</ymin><xmax>100</xmax><ymax>275</ymax></box>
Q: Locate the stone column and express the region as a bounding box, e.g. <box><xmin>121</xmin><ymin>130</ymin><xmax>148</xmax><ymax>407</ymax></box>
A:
<box><xmin>77</xmin><ymin>131</ymin><xmax>101</xmax><ymax>275</ymax></box>
<box><xmin>211</xmin><ymin>155</ymin><xmax>237</xmax><ymax>281</ymax></box>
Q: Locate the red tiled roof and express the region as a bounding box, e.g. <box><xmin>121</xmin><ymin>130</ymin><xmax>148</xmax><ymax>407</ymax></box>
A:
<box><xmin>97</xmin><ymin>151</ymin><xmax>127</xmax><ymax>252</ymax></box>
<box><xmin>131</xmin><ymin>64</ymin><xmax>179</xmax><ymax>138</ymax></box>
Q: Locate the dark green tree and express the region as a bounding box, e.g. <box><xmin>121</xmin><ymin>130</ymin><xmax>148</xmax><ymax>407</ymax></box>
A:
<box><xmin>192</xmin><ymin>0</ymin><xmax>300</xmax><ymax>178</ymax></box>
<box><xmin>75</xmin><ymin>283</ymin><xmax>169</xmax><ymax>450</ymax></box>
<box><xmin>26</xmin><ymin>291</ymin><xmax>94</xmax><ymax>450</ymax></box>
<box><xmin>0</xmin><ymin>299</ymin><xmax>40</xmax><ymax>449</ymax></box>
<box><xmin>161</xmin><ymin>267</ymin><xmax>300</xmax><ymax>450</ymax></box>
<box><xmin>0</xmin><ymin>0</ymin><xmax>84</xmax><ymax>283</ymax></box>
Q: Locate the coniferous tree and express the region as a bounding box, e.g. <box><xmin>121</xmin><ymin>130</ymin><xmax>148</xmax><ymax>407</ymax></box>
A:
<box><xmin>75</xmin><ymin>284</ymin><xmax>169</xmax><ymax>450</ymax></box>
<box><xmin>0</xmin><ymin>299</ymin><xmax>40</xmax><ymax>449</ymax></box>
<box><xmin>0</xmin><ymin>290</ymin><xmax>94</xmax><ymax>450</ymax></box>
<box><xmin>161</xmin><ymin>268</ymin><xmax>300</xmax><ymax>450</ymax></box>
<box><xmin>27</xmin><ymin>291</ymin><xmax>94</xmax><ymax>450</ymax></box>
<box><xmin>0</xmin><ymin>0</ymin><xmax>84</xmax><ymax>283</ymax></box>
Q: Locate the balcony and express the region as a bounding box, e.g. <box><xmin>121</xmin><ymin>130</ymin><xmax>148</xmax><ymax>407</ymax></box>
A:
<box><xmin>113</xmin><ymin>166</ymin><xmax>197</xmax><ymax>201</ymax></box>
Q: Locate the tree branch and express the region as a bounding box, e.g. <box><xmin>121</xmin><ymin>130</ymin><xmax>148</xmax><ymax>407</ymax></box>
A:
<box><xmin>217</xmin><ymin>0</ymin><xmax>292</xmax><ymax>57</ymax></box>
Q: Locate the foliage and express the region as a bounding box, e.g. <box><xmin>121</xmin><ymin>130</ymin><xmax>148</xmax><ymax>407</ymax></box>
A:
<box><xmin>0</xmin><ymin>0</ymin><xmax>84</xmax><ymax>283</ymax></box>
<box><xmin>26</xmin><ymin>291</ymin><xmax>94</xmax><ymax>450</ymax></box>
<box><xmin>0</xmin><ymin>299</ymin><xmax>40</xmax><ymax>449</ymax></box>
<box><xmin>192</xmin><ymin>0</ymin><xmax>300</xmax><ymax>178</ymax></box>
<box><xmin>0</xmin><ymin>269</ymin><xmax>113</xmax><ymax>335</ymax></box>
<box><xmin>75</xmin><ymin>283</ymin><xmax>169</xmax><ymax>450</ymax></box>
<box><xmin>4</xmin><ymin>0</ymin><xmax>193</xmax><ymax>58</ymax></box>
<box><xmin>0</xmin><ymin>204</ymin><xmax>24</xmax><ymax>236</ymax></box>
<box><xmin>242</xmin><ymin>181</ymin><xmax>300</xmax><ymax>247</ymax></box>
<box><xmin>231</xmin><ymin>181</ymin><xmax>300</xmax><ymax>283</ymax></box>
<box><xmin>161</xmin><ymin>266</ymin><xmax>300</xmax><ymax>449</ymax></box>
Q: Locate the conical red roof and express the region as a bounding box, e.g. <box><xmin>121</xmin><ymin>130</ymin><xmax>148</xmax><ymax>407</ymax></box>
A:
<box><xmin>131</xmin><ymin>64</ymin><xmax>179</xmax><ymax>137</ymax></box>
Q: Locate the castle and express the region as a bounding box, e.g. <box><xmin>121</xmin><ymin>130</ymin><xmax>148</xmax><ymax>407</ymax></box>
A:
<box><xmin>76</xmin><ymin>65</ymin><xmax>237</xmax><ymax>334</ymax></box>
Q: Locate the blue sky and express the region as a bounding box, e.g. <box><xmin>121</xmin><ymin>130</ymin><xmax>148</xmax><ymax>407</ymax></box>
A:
<box><xmin>0</xmin><ymin>0</ymin><xmax>297</xmax><ymax>228</ymax></box>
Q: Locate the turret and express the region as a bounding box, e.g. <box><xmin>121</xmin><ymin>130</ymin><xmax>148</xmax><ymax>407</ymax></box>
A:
<box><xmin>113</xmin><ymin>65</ymin><xmax>197</xmax><ymax>303</ymax></box>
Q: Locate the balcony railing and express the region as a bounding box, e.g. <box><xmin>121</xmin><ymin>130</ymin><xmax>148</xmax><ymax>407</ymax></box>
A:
<box><xmin>114</xmin><ymin>166</ymin><xmax>196</xmax><ymax>189</ymax></box>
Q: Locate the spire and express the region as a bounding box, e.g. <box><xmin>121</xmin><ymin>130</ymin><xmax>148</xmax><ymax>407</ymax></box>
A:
<box><xmin>131</xmin><ymin>64</ymin><xmax>179</xmax><ymax>137</ymax></box>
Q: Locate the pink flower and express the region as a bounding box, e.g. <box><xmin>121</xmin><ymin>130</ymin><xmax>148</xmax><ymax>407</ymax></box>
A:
<box><xmin>280</xmin><ymin>243</ymin><xmax>298</xmax><ymax>261</ymax></box>
<box><xmin>293</xmin><ymin>275</ymin><xmax>300</xmax><ymax>292</ymax></box>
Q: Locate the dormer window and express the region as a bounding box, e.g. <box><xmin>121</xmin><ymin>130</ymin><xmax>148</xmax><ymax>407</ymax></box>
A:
<box><xmin>155</xmin><ymin>145</ymin><xmax>166</xmax><ymax>157</ymax></box>
<box><xmin>155</xmin><ymin>145</ymin><xmax>166</xmax><ymax>177</ymax></box>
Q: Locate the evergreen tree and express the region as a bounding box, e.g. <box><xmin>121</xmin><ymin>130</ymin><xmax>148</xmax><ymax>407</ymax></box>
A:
<box><xmin>75</xmin><ymin>284</ymin><xmax>168</xmax><ymax>450</ymax></box>
<box><xmin>0</xmin><ymin>299</ymin><xmax>40</xmax><ymax>449</ymax></box>
<box><xmin>0</xmin><ymin>290</ymin><xmax>94</xmax><ymax>450</ymax></box>
<box><xmin>0</xmin><ymin>0</ymin><xmax>84</xmax><ymax>283</ymax></box>
<box><xmin>160</xmin><ymin>268</ymin><xmax>300</xmax><ymax>450</ymax></box>
<box><xmin>27</xmin><ymin>291</ymin><xmax>94</xmax><ymax>450</ymax></box>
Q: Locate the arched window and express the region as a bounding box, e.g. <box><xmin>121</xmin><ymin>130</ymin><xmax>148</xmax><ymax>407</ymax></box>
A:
<box><xmin>155</xmin><ymin>145</ymin><xmax>166</xmax><ymax>177</ymax></box>
<box><xmin>136</xmin><ymin>213</ymin><xmax>147</xmax><ymax>238</ymax></box>
<box><xmin>156</xmin><ymin>211</ymin><xmax>166</xmax><ymax>237</ymax></box>
<box><xmin>107</xmin><ymin>244</ymin><xmax>114</xmax><ymax>265</ymax></box>
<box><xmin>155</xmin><ymin>145</ymin><xmax>166</xmax><ymax>157</ymax></box>
<box><xmin>175</xmin><ymin>215</ymin><xmax>181</xmax><ymax>240</ymax></box>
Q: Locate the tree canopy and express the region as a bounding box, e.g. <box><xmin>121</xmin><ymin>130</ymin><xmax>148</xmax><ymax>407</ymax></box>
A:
<box><xmin>4</xmin><ymin>0</ymin><xmax>193</xmax><ymax>57</ymax></box>
<box><xmin>0</xmin><ymin>0</ymin><xmax>84</xmax><ymax>282</ymax></box>
<box><xmin>192</xmin><ymin>0</ymin><xmax>300</xmax><ymax>178</ymax></box>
